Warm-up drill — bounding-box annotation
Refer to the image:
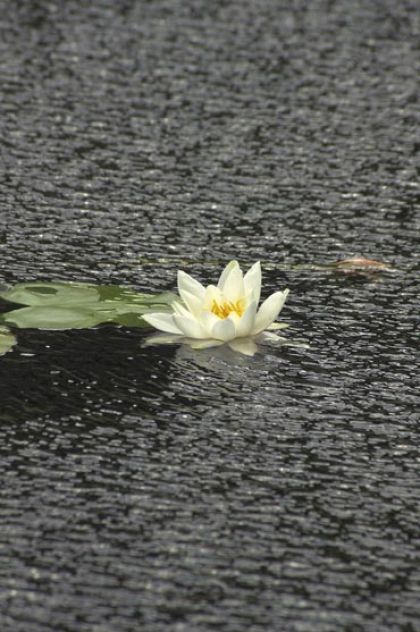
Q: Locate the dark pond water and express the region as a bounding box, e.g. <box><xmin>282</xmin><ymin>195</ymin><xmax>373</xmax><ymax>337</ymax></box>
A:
<box><xmin>1</xmin><ymin>1</ymin><xmax>419</xmax><ymax>630</ymax></box>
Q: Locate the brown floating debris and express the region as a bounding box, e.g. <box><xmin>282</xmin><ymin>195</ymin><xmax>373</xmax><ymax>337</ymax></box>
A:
<box><xmin>327</xmin><ymin>257</ymin><xmax>393</xmax><ymax>272</ymax></box>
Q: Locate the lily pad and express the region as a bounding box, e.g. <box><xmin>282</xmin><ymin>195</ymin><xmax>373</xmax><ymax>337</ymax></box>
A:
<box><xmin>0</xmin><ymin>326</ymin><xmax>17</xmax><ymax>356</ymax></box>
<box><xmin>1</xmin><ymin>306</ymin><xmax>107</xmax><ymax>330</ymax></box>
<box><xmin>0</xmin><ymin>281</ymin><xmax>176</xmax><ymax>330</ymax></box>
<box><xmin>0</xmin><ymin>282</ymin><xmax>101</xmax><ymax>307</ymax></box>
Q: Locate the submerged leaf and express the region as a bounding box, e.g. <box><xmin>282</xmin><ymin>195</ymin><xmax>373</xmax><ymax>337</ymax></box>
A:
<box><xmin>0</xmin><ymin>325</ymin><xmax>17</xmax><ymax>356</ymax></box>
<box><xmin>111</xmin><ymin>311</ymin><xmax>151</xmax><ymax>328</ymax></box>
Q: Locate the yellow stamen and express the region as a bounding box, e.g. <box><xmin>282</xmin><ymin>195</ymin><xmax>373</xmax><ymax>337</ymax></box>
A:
<box><xmin>211</xmin><ymin>298</ymin><xmax>245</xmax><ymax>319</ymax></box>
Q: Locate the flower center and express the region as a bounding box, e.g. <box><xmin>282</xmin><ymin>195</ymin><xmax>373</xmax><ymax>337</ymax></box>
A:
<box><xmin>211</xmin><ymin>298</ymin><xmax>245</xmax><ymax>319</ymax></box>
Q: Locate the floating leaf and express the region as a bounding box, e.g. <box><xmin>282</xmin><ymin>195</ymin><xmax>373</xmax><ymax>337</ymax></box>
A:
<box><xmin>1</xmin><ymin>306</ymin><xmax>107</xmax><ymax>330</ymax></box>
<box><xmin>0</xmin><ymin>325</ymin><xmax>17</xmax><ymax>356</ymax></box>
<box><xmin>96</xmin><ymin>286</ymin><xmax>177</xmax><ymax>306</ymax></box>
<box><xmin>0</xmin><ymin>281</ymin><xmax>175</xmax><ymax>330</ymax></box>
<box><xmin>0</xmin><ymin>282</ymin><xmax>100</xmax><ymax>307</ymax></box>
<box><xmin>110</xmin><ymin>309</ymin><xmax>151</xmax><ymax>328</ymax></box>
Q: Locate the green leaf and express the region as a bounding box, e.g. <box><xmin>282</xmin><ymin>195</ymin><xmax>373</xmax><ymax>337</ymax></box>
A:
<box><xmin>1</xmin><ymin>306</ymin><xmax>107</xmax><ymax>330</ymax></box>
<box><xmin>96</xmin><ymin>286</ymin><xmax>177</xmax><ymax>306</ymax></box>
<box><xmin>0</xmin><ymin>281</ymin><xmax>175</xmax><ymax>330</ymax></box>
<box><xmin>0</xmin><ymin>325</ymin><xmax>17</xmax><ymax>356</ymax></box>
<box><xmin>0</xmin><ymin>282</ymin><xmax>101</xmax><ymax>307</ymax></box>
<box><xmin>110</xmin><ymin>311</ymin><xmax>150</xmax><ymax>328</ymax></box>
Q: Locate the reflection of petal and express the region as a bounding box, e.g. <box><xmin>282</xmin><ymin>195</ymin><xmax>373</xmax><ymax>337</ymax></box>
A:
<box><xmin>228</xmin><ymin>337</ymin><xmax>258</xmax><ymax>356</ymax></box>
<box><xmin>184</xmin><ymin>338</ymin><xmax>225</xmax><ymax>350</ymax></box>
<box><xmin>144</xmin><ymin>333</ymin><xmax>224</xmax><ymax>350</ymax></box>
<box><xmin>174</xmin><ymin>342</ymin><xmax>243</xmax><ymax>367</ymax></box>
<box><xmin>257</xmin><ymin>331</ymin><xmax>309</xmax><ymax>349</ymax></box>
<box><xmin>144</xmin><ymin>330</ymin><xmax>306</xmax><ymax>356</ymax></box>
<box><xmin>144</xmin><ymin>333</ymin><xmax>183</xmax><ymax>346</ymax></box>
<box><xmin>257</xmin><ymin>331</ymin><xmax>288</xmax><ymax>343</ymax></box>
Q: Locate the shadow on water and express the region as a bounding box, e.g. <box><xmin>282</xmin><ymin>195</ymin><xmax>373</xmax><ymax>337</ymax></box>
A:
<box><xmin>0</xmin><ymin>324</ymin><xmax>307</xmax><ymax>428</ymax></box>
<box><xmin>0</xmin><ymin>327</ymin><xmax>173</xmax><ymax>425</ymax></box>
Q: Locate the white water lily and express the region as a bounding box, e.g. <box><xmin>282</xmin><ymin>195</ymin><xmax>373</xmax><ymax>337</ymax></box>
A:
<box><xmin>143</xmin><ymin>260</ymin><xmax>290</xmax><ymax>355</ymax></box>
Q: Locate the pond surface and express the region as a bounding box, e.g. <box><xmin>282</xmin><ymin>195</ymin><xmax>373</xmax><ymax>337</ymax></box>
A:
<box><xmin>0</xmin><ymin>1</ymin><xmax>419</xmax><ymax>631</ymax></box>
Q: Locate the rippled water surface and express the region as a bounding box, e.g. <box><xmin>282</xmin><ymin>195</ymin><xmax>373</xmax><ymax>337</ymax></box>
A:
<box><xmin>0</xmin><ymin>1</ymin><xmax>419</xmax><ymax>631</ymax></box>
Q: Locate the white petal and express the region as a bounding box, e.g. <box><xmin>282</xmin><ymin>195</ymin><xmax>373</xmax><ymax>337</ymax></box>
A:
<box><xmin>172</xmin><ymin>301</ymin><xmax>192</xmax><ymax>318</ymax></box>
<box><xmin>173</xmin><ymin>314</ymin><xmax>207</xmax><ymax>338</ymax></box>
<box><xmin>257</xmin><ymin>331</ymin><xmax>287</xmax><ymax>343</ymax></box>
<box><xmin>217</xmin><ymin>260</ymin><xmax>240</xmax><ymax>291</ymax></box>
<box><xmin>177</xmin><ymin>289</ymin><xmax>202</xmax><ymax>316</ymax></box>
<box><xmin>244</xmin><ymin>261</ymin><xmax>261</xmax><ymax>306</ymax></box>
<box><xmin>252</xmin><ymin>289</ymin><xmax>290</xmax><ymax>335</ymax></box>
<box><xmin>177</xmin><ymin>270</ymin><xmax>206</xmax><ymax>303</ymax></box>
<box><xmin>228</xmin><ymin>338</ymin><xmax>258</xmax><ymax>356</ymax></box>
<box><xmin>211</xmin><ymin>316</ymin><xmax>236</xmax><ymax>342</ymax></box>
<box><xmin>221</xmin><ymin>263</ymin><xmax>244</xmax><ymax>302</ymax></box>
<box><xmin>199</xmin><ymin>310</ymin><xmax>221</xmax><ymax>336</ymax></box>
<box><xmin>142</xmin><ymin>312</ymin><xmax>183</xmax><ymax>334</ymax></box>
<box><xmin>235</xmin><ymin>300</ymin><xmax>257</xmax><ymax>337</ymax></box>
<box><xmin>204</xmin><ymin>284</ymin><xmax>223</xmax><ymax>310</ymax></box>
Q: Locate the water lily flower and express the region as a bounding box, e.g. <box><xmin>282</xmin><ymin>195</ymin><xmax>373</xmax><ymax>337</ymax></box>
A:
<box><xmin>143</xmin><ymin>260</ymin><xmax>290</xmax><ymax>355</ymax></box>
